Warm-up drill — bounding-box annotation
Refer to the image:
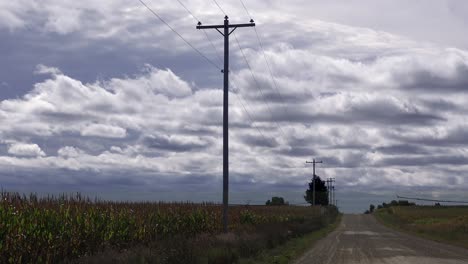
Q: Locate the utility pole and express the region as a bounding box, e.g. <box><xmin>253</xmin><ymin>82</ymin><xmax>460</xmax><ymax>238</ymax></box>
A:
<box><xmin>306</xmin><ymin>159</ymin><xmax>322</xmax><ymax>206</ymax></box>
<box><xmin>197</xmin><ymin>16</ymin><xmax>255</xmax><ymax>233</ymax></box>
<box><xmin>332</xmin><ymin>186</ymin><xmax>336</xmax><ymax>206</ymax></box>
<box><xmin>327</xmin><ymin>178</ymin><xmax>335</xmax><ymax>206</ymax></box>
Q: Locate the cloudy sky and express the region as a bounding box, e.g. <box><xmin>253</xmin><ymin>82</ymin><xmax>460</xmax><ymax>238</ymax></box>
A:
<box><xmin>1</xmin><ymin>0</ymin><xmax>468</xmax><ymax>213</ymax></box>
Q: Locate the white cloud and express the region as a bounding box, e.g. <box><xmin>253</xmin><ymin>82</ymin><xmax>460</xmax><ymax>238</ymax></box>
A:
<box><xmin>34</xmin><ymin>64</ymin><xmax>62</xmax><ymax>76</ymax></box>
<box><xmin>0</xmin><ymin>9</ymin><xmax>25</xmax><ymax>31</ymax></box>
<box><xmin>58</xmin><ymin>146</ymin><xmax>84</xmax><ymax>158</ymax></box>
<box><xmin>81</xmin><ymin>124</ymin><xmax>127</xmax><ymax>138</ymax></box>
<box><xmin>8</xmin><ymin>143</ymin><xmax>46</xmax><ymax>157</ymax></box>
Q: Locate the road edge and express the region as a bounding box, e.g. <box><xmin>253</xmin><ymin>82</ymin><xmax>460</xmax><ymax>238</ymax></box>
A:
<box><xmin>239</xmin><ymin>213</ymin><xmax>343</xmax><ymax>264</ymax></box>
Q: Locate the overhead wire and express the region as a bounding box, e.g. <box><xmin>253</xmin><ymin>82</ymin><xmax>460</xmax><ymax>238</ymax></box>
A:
<box><xmin>238</xmin><ymin>0</ymin><xmax>252</xmax><ymax>19</ymax></box>
<box><xmin>211</xmin><ymin>0</ymin><xmax>288</xmax><ymax>138</ymax></box>
<box><xmin>176</xmin><ymin>0</ymin><xmax>223</xmax><ymax>65</ymax></box>
<box><xmin>212</xmin><ymin>0</ymin><xmax>228</xmax><ymax>16</ymax></box>
<box><xmin>175</xmin><ymin>0</ymin><xmax>273</xmax><ymax>146</ymax></box>
<box><xmin>233</xmin><ymin>32</ymin><xmax>288</xmax><ymax>139</ymax></box>
<box><xmin>175</xmin><ymin>0</ymin><xmax>200</xmax><ymax>21</ymax></box>
<box><xmin>138</xmin><ymin>0</ymin><xmax>221</xmax><ymax>70</ymax></box>
<box><xmin>230</xmin><ymin>80</ymin><xmax>273</xmax><ymax>145</ymax></box>
<box><xmin>238</xmin><ymin>0</ymin><xmax>291</xmax><ymax>116</ymax></box>
<box><xmin>210</xmin><ymin>0</ymin><xmax>288</xmax><ymax>140</ymax></box>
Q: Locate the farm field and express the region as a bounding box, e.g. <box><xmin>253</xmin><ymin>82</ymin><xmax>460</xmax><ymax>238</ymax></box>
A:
<box><xmin>375</xmin><ymin>205</ymin><xmax>468</xmax><ymax>249</ymax></box>
<box><xmin>0</xmin><ymin>191</ymin><xmax>338</xmax><ymax>263</ymax></box>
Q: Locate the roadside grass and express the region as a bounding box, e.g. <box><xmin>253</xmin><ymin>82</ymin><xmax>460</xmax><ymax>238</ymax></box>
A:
<box><xmin>77</xmin><ymin>207</ymin><xmax>340</xmax><ymax>264</ymax></box>
<box><xmin>238</xmin><ymin>213</ymin><xmax>342</xmax><ymax>264</ymax></box>
<box><xmin>375</xmin><ymin>206</ymin><xmax>468</xmax><ymax>249</ymax></box>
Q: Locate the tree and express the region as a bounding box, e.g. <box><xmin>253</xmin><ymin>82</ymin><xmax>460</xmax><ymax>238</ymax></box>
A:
<box><xmin>266</xmin><ymin>196</ymin><xmax>287</xmax><ymax>206</ymax></box>
<box><xmin>304</xmin><ymin>175</ymin><xmax>328</xmax><ymax>206</ymax></box>
<box><xmin>369</xmin><ymin>204</ymin><xmax>375</xmax><ymax>213</ymax></box>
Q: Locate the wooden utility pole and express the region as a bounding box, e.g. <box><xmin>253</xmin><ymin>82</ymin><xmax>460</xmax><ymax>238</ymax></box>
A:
<box><xmin>327</xmin><ymin>178</ymin><xmax>335</xmax><ymax>206</ymax></box>
<box><xmin>306</xmin><ymin>159</ymin><xmax>322</xmax><ymax>206</ymax></box>
<box><xmin>332</xmin><ymin>186</ymin><xmax>335</xmax><ymax>206</ymax></box>
<box><xmin>197</xmin><ymin>16</ymin><xmax>255</xmax><ymax>233</ymax></box>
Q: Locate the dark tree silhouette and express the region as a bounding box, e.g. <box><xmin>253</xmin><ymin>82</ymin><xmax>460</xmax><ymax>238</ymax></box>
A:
<box><xmin>304</xmin><ymin>175</ymin><xmax>328</xmax><ymax>206</ymax></box>
<box><xmin>266</xmin><ymin>196</ymin><xmax>287</xmax><ymax>206</ymax></box>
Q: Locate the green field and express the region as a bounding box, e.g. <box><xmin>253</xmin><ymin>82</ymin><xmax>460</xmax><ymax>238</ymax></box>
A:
<box><xmin>0</xmin><ymin>191</ymin><xmax>338</xmax><ymax>263</ymax></box>
<box><xmin>375</xmin><ymin>205</ymin><xmax>468</xmax><ymax>249</ymax></box>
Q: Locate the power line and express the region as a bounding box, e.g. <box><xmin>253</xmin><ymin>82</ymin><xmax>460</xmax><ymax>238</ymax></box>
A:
<box><xmin>205</xmin><ymin>0</ymin><xmax>287</xmax><ymax>143</ymax></box>
<box><xmin>238</xmin><ymin>0</ymin><xmax>252</xmax><ymax>19</ymax></box>
<box><xmin>233</xmin><ymin>32</ymin><xmax>288</xmax><ymax>139</ymax></box>
<box><xmin>230</xmin><ymin>80</ymin><xmax>272</xmax><ymax>145</ymax></box>
<box><xmin>212</xmin><ymin>0</ymin><xmax>227</xmax><ymax>16</ymax></box>
<box><xmin>175</xmin><ymin>0</ymin><xmax>223</xmax><ymax>65</ymax></box>
<box><xmin>176</xmin><ymin>0</ymin><xmax>200</xmax><ymax>22</ymax></box>
<box><xmin>175</xmin><ymin>0</ymin><xmax>268</xmax><ymax>143</ymax></box>
<box><xmin>202</xmin><ymin>30</ymin><xmax>224</xmax><ymax>65</ymax></box>
<box><xmin>254</xmin><ymin>27</ymin><xmax>289</xmax><ymax>110</ymax></box>
<box><xmin>239</xmin><ymin>0</ymin><xmax>291</xmax><ymax>116</ymax></box>
<box><xmin>138</xmin><ymin>0</ymin><xmax>221</xmax><ymax>70</ymax></box>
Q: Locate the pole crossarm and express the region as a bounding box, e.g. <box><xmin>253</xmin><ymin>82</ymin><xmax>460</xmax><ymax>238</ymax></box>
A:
<box><xmin>197</xmin><ymin>23</ymin><xmax>256</xmax><ymax>30</ymax></box>
<box><xmin>197</xmin><ymin>16</ymin><xmax>255</xmax><ymax>37</ymax></box>
<box><xmin>306</xmin><ymin>161</ymin><xmax>323</xmax><ymax>167</ymax></box>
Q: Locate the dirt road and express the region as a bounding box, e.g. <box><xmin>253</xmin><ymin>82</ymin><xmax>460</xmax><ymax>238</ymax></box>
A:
<box><xmin>295</xmin><ymin>214</ymin><xmax>468</xmax><ymax>264</ymax></box>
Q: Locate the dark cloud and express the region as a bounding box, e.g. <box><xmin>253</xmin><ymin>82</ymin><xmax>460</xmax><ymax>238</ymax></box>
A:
<box><xmin>239</xmin><ymin>134</ymin><xmax>279</xmax><ymax>148</ymax></box>
<box><xmin>350</xmin><ymin>104</ymin><xmax>446</xmax><ymax>126</ymax></box>
<box><xmin>402</xmin><ymin>64</ymin><xmax>468</xmax><ymax>92</ymax></box>
<box><xmin>39</xmin><ymin>112</ymin><xmax>91</xmax><ymax>123</ymax></box>
<box><xmin>420</xmin><ymin>99</ymin><xmax>461</xmax><ymax>112</ymax></box>
<box><xmin>377</xmin><ymin>155</ymin><xmax>468</xmax><ymax>167</ymax></box>
<box><xmin>277</xmin><ymin>146</ymin><xmax>316</xmax><ymax>157</ymax></box>
<box><xmin>265</xmin><ymin>109</ymin><xmax>444</xmax><ymax>127</ymax></box>
<box><xmin>319</xmin><ymin>155</ymin><xmax>365</xmax><ymax>169</ymax></box>
<box><xmin>330</xmin><ymin>144</ymin><xmax>371</xmax><ymax>150</ymax></box>
<box><xmin>143</xmin><ymin>134</ymin><xmax>210</xmax><ymax>152</ymax></box>
<box><xmin>392</xmin><ymin>127</ymin><xmax>468</xmax><ymax>147</ymax></box>
<box><xmin>375</xmin><ymin>144</ymin><xmax>428</xmax><ymax>155</ymax></box>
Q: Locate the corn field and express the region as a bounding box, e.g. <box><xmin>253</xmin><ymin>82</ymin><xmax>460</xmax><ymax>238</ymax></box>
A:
<box><xmin>0</xmin><ymin>191</ymin><xmax>321</xmax><ymax>263</ymax></box>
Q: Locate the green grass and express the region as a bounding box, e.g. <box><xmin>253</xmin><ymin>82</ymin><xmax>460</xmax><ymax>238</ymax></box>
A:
<box><xmin>375</xmin><ymin>206</ymin><xmax>468</xmax><ymax>249</ymax></box>
<box><xmin>238</xmin><ymin>213</ymin><xmax>342</xmax><ymax>264</ymax></box>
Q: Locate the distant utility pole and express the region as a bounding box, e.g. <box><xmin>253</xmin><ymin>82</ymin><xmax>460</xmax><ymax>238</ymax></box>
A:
<box><xmin>306</xmin><ymin>159</ymin><xmax>323</xmax><ymax>206</ymax></box>
<box><xmin>327</xmin><ymin>178</ymin><xmax>335</xmax><ymax>206</ymax></box>
<box><xmin>197</xmin><ymin>16</ymin><xmax>255</xmax><ymax>233</ymax></box>
<box><xmin>332</xmin><ymin>186</ymin><xmax>335</xmax><ymax>206</ymax></box>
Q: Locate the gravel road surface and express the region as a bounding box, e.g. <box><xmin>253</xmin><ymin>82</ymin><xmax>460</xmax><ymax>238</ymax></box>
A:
<box><xmin>294</xmin><ymin>214</ymin><xmax>468</xmax><ymax>264</ymax></box>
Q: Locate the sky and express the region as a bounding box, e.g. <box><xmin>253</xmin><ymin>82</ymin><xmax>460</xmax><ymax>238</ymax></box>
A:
<box><xmin>1</xmin><ymin>0</ymin><xmax>468</xmax><ymax>213</ymax></box>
